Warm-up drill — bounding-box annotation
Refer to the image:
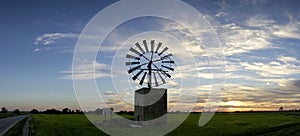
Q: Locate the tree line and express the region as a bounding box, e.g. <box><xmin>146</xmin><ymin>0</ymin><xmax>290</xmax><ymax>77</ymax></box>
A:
<box><xmin>30</xmin><ymin>108</ymin><xmax>84</xmax><ymax>114</ymax></box>
<box><xmin>1</xmin><ymin>107</ymin><xmax>83</xmax><ymax>114</ymax></box>
<box><xmin>1</xmin><ymin>107</ymin><xmax>21</xmax><ymax>115</ymax></box>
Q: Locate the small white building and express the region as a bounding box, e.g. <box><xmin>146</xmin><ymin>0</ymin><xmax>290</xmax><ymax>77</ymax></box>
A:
<box><xmin>103</xmin><ymin>108</ymin><xmax>114</xmax><ymax>120</ymax></box>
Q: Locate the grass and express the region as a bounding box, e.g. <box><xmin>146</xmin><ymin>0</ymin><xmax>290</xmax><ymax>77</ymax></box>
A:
<box><xmin>29</xmin><ymin>114</ymin><xmax>108</xmax><ymax>136</ymax></box>
<box><xmin>0</xmin><ymin>113</ymin><xmax>19</xmax><ymax>119</ymax></box>
<box><xmin>29</xmin><ymin>113</ymin><xmax>300</xmax><ymax>136</ymax></box>
<box><xmin>168</xmin><ymin>113</ymin><xmax>300</xmax><ymax>136</ymax></box>
<box><xmin>4</xmin><ymin>117</ymin><xmax>28</xmax><ymax>136</ymax></box>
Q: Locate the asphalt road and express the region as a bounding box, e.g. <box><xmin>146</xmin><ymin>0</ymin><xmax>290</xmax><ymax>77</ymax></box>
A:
<box><xmin>0</xmin><ymin>115</ymin><xmax>28</xmax><ymax>136</ymax></box>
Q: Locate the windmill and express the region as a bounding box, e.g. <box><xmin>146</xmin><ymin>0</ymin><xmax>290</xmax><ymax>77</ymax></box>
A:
<box><xmin>126</xmin><ymin>40</ymin><xmax>175</xmax><ymax>89</ymax></box>
<box><xmin>125</xmin><ymin>40</ymin><xmax>175</xmax><ymax>125</ymax></box>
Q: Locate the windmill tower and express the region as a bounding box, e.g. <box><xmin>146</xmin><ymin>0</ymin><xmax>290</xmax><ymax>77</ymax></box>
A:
<box><xmin>126</xmin><ymin>40</ymin><xmax>175</xmax><ymax>125</ymax></box>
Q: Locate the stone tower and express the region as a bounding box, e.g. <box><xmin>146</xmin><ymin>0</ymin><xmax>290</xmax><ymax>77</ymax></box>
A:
<box><xmin>134</xmin><ymin>88</ymin><xmax>167</xmax><ymax>125</ymax></box>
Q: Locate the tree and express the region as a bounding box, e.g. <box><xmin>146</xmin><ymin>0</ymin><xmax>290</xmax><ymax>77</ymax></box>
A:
<box><xmin>31</xmin><ymin>109</ymin><xmax>39</xmax><ymax>114</ymax></box>
<box><xmin>1</xmin><ymin>107</ymin><xmax>8</xmax><ymax>113</ymax></box>
<box><xmin>44</xmin><ymin>109</ymin><xmax>60</xmax><ymax>114</ymax></box>
<box><xmin>75</xmin><ymin>110</ymin><xmax>82</xmax><ymax>114</ymax></box>
<box><xmin>279</xmin><ymin>107</ymin><xmax>283</xmax><ymax>112</ymax></box>
<box><xmin>62</xmin><ymin>108</ymin><xmax>70</xmax><ymax>114</ymax></box>
<box><xmin>13</xmin><ymin>109</ymin><xmax>20</xmax><ymax>115</ymax></box>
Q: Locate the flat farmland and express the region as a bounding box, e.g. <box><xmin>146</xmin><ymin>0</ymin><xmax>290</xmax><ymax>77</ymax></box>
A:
<box><xmin>0</xmin><ymin>113</ymin><xmax>19</xmax><ymax>119</ymax></box>
<box><xmin>29</xmin><ymin>113</ymin><xmax>300</xmax><ymax>136</ymax></box>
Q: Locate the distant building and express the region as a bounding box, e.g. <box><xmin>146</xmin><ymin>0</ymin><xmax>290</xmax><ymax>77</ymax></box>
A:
<box><xmin>103</xmin><ymin>108</ymin><xmax>114</xmax><ymax>120</ymax></box>
<box><xmin>95</xmin><ymin>108</ymin><xmax>103</xmax><ymax>115</ymax></box>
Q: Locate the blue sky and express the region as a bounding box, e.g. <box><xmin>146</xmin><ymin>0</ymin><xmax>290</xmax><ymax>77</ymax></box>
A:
<box><xmin>0</xmin><ymin>0</ymin><xmax>118</xmax><ymax>110</ymax></box>
<box><xmin>1</xmin><ymin>0</ymin><xmax>300</xmax><ymax>112</ymax></box>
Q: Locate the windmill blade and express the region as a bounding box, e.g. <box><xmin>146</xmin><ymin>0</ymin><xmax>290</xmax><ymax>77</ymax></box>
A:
<box><xmin>135</xmin><ymin>42</ymin><xmax>145</xmax><ymax>54</ymax></box>
<box><xmin>160</xmin><ymin>70</ymin><xmax>171</xmax><ymax>78</ymax></box>
<box><xmin>151</xmin><ymin>40</ymin><xmax>155</xmax><ymax>52</ymax></box>
<box><xmin>139</xmin><ymin>72</ymin><xmax>147</xmax><ymax>85</ymax></box>
<box><xmin>162</xmin><ymin>65</ymin><xmax>174</xmax><ymax>71</ymax></box>
<box><xmin>125</xmin><ymin>62</ymin><xmax>140</xmax><ymax>66</ymax></box>
<box><xmin>157</xmin><ymin>71</ymin><xmax>166</xmax><ymax>84</ymax></box>
<box><xmin>143</xmin><ymin>40</ymin><xmax>149</xmax><ymax>52</ymax></box>
<box><xmin>159</xmin><ymin>47</ymin><xmax>169</xmax><ymax>56</ymax></box>
<box><xmin>153</xmin><ymin>73</ymin><xmax>159</xmax><ymax>87</ymax></box>
<box><xmin>132</xmin><ymin>70</ymin><xmax>143</xmax><ymax>81</ymax></box>
<box><xmin>161</xmin><ymin>54</ymin><xmax>173</xmax><ymax>60</ymax></box>
<box><xmin>155</xmin><ymin>42</ymin><xmax>162</xmax><ymax>53</ymax></box>
<box><xmin>126</xmin><ymin>54</ymin><xmax>140</xmax><ymax>60</ymax></box>
<box><xmin>128</xmin><ymin>65</ymin><xmax>141</xmax><ymax>74</ymax></box>
<box><xmin>164</xmin><ymin>71</ymin><xmax>171</xmax><ymax>78</ymax></box>
<box><xmin>148</xmin><ymin>72</ymin><xmax>152</xmax><ymax>88</ymax></box>
<box><xmin>162</xmin><ymin>60</ymin><xmax>175</xmax><ymax>64</ymax></box>
<box><xmin>129</xmin><ymin>47</ymin><xmax>141</xmax><ymax>56</ymax></box>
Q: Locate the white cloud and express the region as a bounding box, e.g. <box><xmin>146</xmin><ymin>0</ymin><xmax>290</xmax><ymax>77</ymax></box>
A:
<box><xmin>241</xmin><ymin>61</ymin><xmax>300</xmax><ymax>77</ymax></box>
<box><xmin>220</xmin><ymin>81</ymin><xmax>300</xmax><ymax>109</ymax></box>
<box><xmin>246</xmin><ymin>15</ymin><xmax>276</xmax><ymax>28</ymax></box>
<box><xmin>272</xmin><ymin>20</ymin><xmax>300</xmax><ymax>39</ymax></box>
<box><xmin>246</xmin><ymin>14</ymin><xmax>300</xmax><ymax>40</ymax></box>
<box><xmin>215</xmin><ymin>11</ymin><xmax>226</xmax><ymax>17</ymax></box>
<box><xmin>61</xmin><ymin>61</ymin><xmax>112</xmax><ymax>80</ymax></box>
<box><xmin>269</xmin><ymin>61</ymin><xmax>281</xmax><ymax>66</ymax></box>
<box><xmin>34</xmin><ymin>33</ymin><xmax>78</xmax><ymax>45</ymax></box>
<box><xmin>277</xmin><ymin>56</ymin><xmax>300</xmax><ymax>64</ymax></box>
<box><xmin>161</xmin><ymin>21</ymin><xmax>206</xmax><ymax>56</ymax></box>
<box><xmin>33</xmin><ymin>33</ymin><xmax>79</xmax><ymax>52</ymax></box>
<box><xmin>219</xmin><ymin>23</ymin><xmax>273</xmax><ymax>56</ymax></box>
<box><xmin>167</xmin><ymin>80</ymin><xmax>179</xmax><ymax>88</ymax></box>
<box><xmin>33</xmin><ymin>48</ymin><xmax>41</xmax><ymax>52</ymax></box>
<box><xmin>279</xmin><ymin>79</ymin><xmax>300</xmax><ymax>89</ymax></box>
<box><xmin>214</xmin><ymin>0</ymin><xmax>230</xmax><ymax>17</ymax></box>
<box><xmin>212</xmin><ymin>5</ymin><xmax>300</xmax><ymax>56</ymax></box>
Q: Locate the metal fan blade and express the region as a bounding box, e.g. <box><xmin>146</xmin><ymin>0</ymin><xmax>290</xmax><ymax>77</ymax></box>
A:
<box><xmin>164</xmin><ymin>72</ymin><xmax>171</xmax><ymax>78</ymax></box>
<box><xmin>135</xmin><ymin>42</ymin><xmax>145</xmax><ymax>54</ymax></box>
<box><xmin>125</xmin><ymin>62</ymin><xmax>140</xmax><ymax>66</ymax></box>
<box><xmin>153</xmin><ymin>73</ymin><xmax>159</xmax><ymax>87</ymax></box>
<box><xmin>161</xmin><ymin>54</ymin><xmax>173</xmax><ymax>60</ymax></box>
<box><xmin>132</xmin><ymin>70</ymin><xmax>143</xmax><ymax>81</ymax></box>
<box><xmin>126</xmin><ymin>54</ymin><xmax>140</xmax><ymax>60</ymax></box>
<box><xmin>128</xmin><ymin>65</ymin><xmax>141</xmax><ymax>74</ymax></box>
<box><xmin>162</xmin><ymin>65</ymin><xmax>174</xmax><ymax>71</ymax></box>
<box><xmin>159</xmin><ymin>47</ymin><xmax>169</xmax><ymax>56</ymax></box>
<box><xmin>162</xmin><ymin>60</ymin><xmax>175</xmax><ymax>64</ymax></box>
<box><xmin>143</xmin><ymin>40</ymin><xmax>149</xmax><ymax>52</ymax></box>
<box><xmin>155</xmin><ymin>42</ymin><xmax>162</xmax><ymax>53</ymax></box>
<box><xmin>151</xmin><ymin>40</ymin><xmax>155</xmax><ymax>52</ymax></box>
<box><xmin>160</xmin><ymin>70</ymin><xmax>171</xmax><ymax>78</ymax></box>
<box><xmin>148</xmin><ymin>72</ymin><xmax>152</xmax><ymax>88</ymax></box>
<box><xmin>129</xmin><ymin>47</ymin><xmax>141</xmax><ymax>56</ymax></box>
<box><xmin>157</xmin><ymin>71</ymin><xmax>166</xmax><ymax>84</ymax></box>
<box><xmin>139</xmin><ymin>72</ymin><xmax>147</xmax><ymax>85</ymax></box>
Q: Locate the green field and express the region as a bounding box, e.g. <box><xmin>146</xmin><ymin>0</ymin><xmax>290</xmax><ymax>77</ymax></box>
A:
<box><xmin>29</xmin><ymin>113</ymin><xmax>300</xmax><ymax>136</ymax></box>
<box><xmin>0</xmin><ymin>113</ymin><xmax>19</xmax><ymax>119</ymax></box>
<box><xmin>169</xmin><ymin>113</ymin><xmax>300</xmax><ymax>136</ymax></box>
<box><xmin>29</xmin><ymin>114</ymin><xmax>108</xmax><ymax>136</ymax></box>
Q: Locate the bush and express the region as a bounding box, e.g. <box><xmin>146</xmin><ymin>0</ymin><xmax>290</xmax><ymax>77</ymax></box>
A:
<box><xmin>13</xmin><ymin>109</ymin><xmax>20</xmax><ymax>115</ymax></box>
<box><xmin>1</xmin><ymin>107</ymin><xmax>8</xmax><ymax>113</ymax></box>
<box><xmin>31</xmin><ymin>109</ymin><xmax>39</xmax><ymax>114</ymax></box>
